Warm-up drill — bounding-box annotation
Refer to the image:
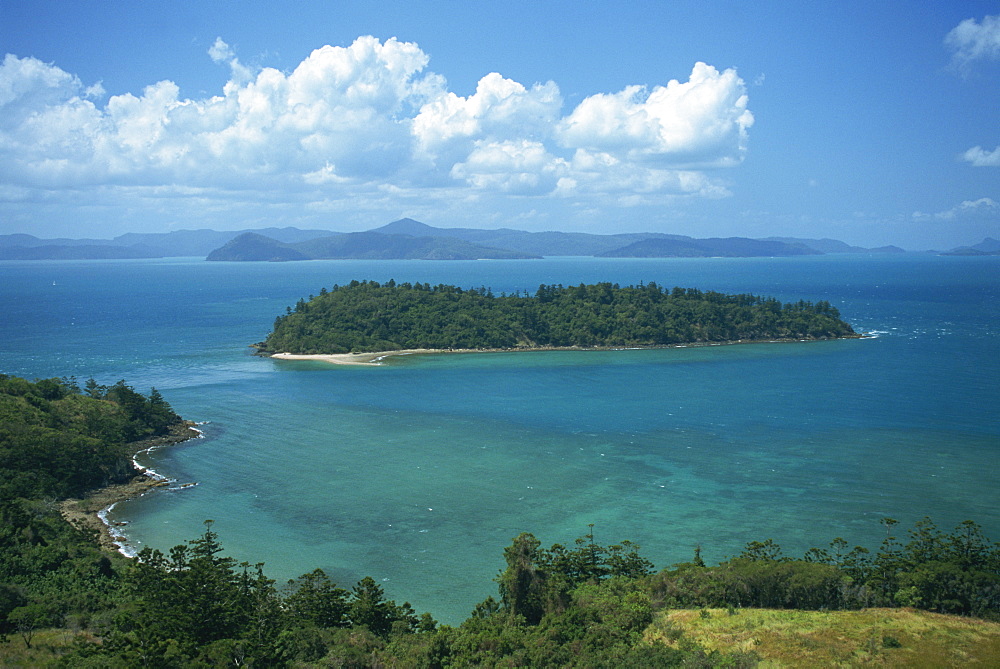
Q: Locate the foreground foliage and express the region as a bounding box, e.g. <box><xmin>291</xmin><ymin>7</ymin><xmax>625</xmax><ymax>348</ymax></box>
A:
<box><xmin>2</xmin><ymin>375</ymin><xmax>999</xmax><ymax>667</ymax></box>
<box><xmin>0</xmin><ymin>375</ymin><xmax>180</xmax><ymax>659</ymax></box>
<box><xmin>260</xmin><ymin>280</ymin><xmax>857</xmax><ymax>354</ymax></box>
<box><xmin>0</xmin><ymin>375</ymin><xmax>178</xmax><ymax>500</ymax></box>
<box><xmin>654</xmin><ymin>607</ymin><xmax>1000</xmax><ymax>667</ymax></box>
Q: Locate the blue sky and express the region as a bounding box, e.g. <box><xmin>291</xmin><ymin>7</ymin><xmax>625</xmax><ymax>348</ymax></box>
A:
<box><xmin>1</xmin><ymin>1</ymin><xmax>998</xmax><ymax>249</ymax></box>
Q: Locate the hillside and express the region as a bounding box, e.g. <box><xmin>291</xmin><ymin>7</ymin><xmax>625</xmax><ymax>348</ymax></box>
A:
<box><xmin>205</xmin><ymin>232</ymin><xmax>310</xmax><ymax>261</ymax></box>
<box><xmin>652</xmin><ymin>608</ymin><xmax>1000</xmax><ymax>667</ymax></box>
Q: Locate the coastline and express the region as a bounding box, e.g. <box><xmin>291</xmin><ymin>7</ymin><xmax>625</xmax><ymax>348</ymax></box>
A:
<box><xmin>271</xmin><ymin>349</ymin><xmax>441</xmax><ymax>365</ymax></box>
<box><xmin>269</xmin><ymin>335</ymin><xmax>866</xmax><ymax>366</ymax></box>
<box><xmin>59</xmin><ymin>421</ymin><xmax>203</xmax><ymax>554</ymax></box>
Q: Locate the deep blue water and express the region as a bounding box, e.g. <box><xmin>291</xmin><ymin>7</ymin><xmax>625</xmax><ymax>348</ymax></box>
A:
<box><xmin>1</xmin><ymin>254</ymin><xmax>997</xmax><ymax>623</ymax></box>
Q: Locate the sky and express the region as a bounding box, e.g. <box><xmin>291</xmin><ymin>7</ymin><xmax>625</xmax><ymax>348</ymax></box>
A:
<box><xmin>1</xmin><ymin>1</ymin><xmax>998</xmax><ymax>249</ymax></box>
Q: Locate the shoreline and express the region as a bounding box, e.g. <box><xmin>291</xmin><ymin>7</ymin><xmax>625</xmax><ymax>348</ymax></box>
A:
<box><xmin>59</xmin><ymin>421</ymin><xmax>203</xmax><ymax>554</ymax></box>
<box><xmin>269</xmin><ymin>335</ymin><xmax>866</xmax><ymax>366</ymax></box>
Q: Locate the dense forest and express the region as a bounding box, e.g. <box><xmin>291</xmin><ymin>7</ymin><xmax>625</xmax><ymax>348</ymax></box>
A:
<box><xmin>2</xmin><ymin>375</ymin><xmax>999</xmax><ymax>666</ymax></box>
<box><xmin>259</xmin><ymin>280</ymin><xmax>858</xmax><ymax>355</ymax></box>
<box><xmin>0</xmin><ymin>375</ymin><xmax>179</xmax><ymax>500</ymax></box>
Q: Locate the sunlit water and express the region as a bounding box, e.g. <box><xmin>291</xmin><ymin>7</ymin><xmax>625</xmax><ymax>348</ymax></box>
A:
<box><xmin>2</xmin><ymin>254</ymin><xmax>997</xmax><ymax>623</ymax></box>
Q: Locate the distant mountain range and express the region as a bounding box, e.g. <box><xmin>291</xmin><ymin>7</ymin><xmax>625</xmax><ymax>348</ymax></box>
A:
<box><xmin>939</xmin><ymin>237</ymin><xmax>1000</xmax><ymax>256</ymax></box>
<box><xmin>3</xmin><ymin>219</ymin><xmax>988</xmax><ymax>261</ymax></box>
<box><xmin>0</xmin><ymin>227</ymin><xmax>339</xmax><ymax>260</ymax></box>
<box><xmin>205</xmin><ymin>230</ymin><xmax>538</xmax><ymax>261</ymax></box>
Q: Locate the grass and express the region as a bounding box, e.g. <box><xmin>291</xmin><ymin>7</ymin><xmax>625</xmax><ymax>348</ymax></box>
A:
<box><xmin>0</xmin><ymin>628</ymin><xmax>94</xmax><ymax>667</ymax></box>
<box><xmin>647</xmin><ymin>607</ymin><xmax>1000</xmax><ymax>667</ymax></box>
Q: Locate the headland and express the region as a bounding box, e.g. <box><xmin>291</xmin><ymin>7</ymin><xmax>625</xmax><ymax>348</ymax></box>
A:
<box><xmin>59</xmin><ymin>421</ymin><xmax>203</xmax><ymax>552</ymax></box>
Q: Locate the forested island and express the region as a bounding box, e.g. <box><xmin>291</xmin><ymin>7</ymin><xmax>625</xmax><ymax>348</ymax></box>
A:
<box><xmin>258</xmin><ymin>280</ymin><xmax>859</xmax><ymax>356</ymax></box>
<box><xmin>2</xmin><ymin>374</ymin><xmax>1000</xmax><ymax>665</ymax></box>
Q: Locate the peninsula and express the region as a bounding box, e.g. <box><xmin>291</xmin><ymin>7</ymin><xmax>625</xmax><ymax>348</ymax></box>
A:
<box><xmin>256</xmin><ymin>280</ymin><xmax>858</xmax><ymax>358</ymax></box>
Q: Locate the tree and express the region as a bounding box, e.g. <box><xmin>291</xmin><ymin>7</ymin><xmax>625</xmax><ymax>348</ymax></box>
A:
<box><xmin>497</xmin><ymin>533</ymin><xmax>547</xmax><ymax>624</ymax></box>
<box><xmin>348</xmin><ymin>576</ymin><xmax>396</xmax><ymax>636</ymax></box>
<box><xmin>284</xmin><ymin>569</ymin><xmax>349</xmax><ymax>628</ymax></box>
<box><xmin>8</xmin><ymin>603</ymin><xmax>48</xmax><ymax>649</ymax></box>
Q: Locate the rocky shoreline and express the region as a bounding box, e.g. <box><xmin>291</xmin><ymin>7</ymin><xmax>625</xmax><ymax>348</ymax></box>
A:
<box><xmin>59</xmin><ymin>421</ymin><xmax>202</xmax><ymax>553</ymax></box>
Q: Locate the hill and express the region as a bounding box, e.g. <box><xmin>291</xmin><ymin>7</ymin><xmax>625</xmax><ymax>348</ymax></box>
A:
<box><xmin>374</xmin><ymin>219</ymin><xmax>826</xmax><ymax>257</ymax></box>
<box><xmin>763</xmin><ymin>237</ymin><xmax>906</xmax><ymax>254</ymax></box>
<box><xmin>205</xmin><ymin>233</ymin><xmax>311</xmax><ymax>261</ymax></box>
<box><xmin>205</xmin><ymin>230</ymin><xmax>540</xmax><ymax>261</ymax></box>
<box><xmin>3</xmin><ymin>218</ymin><xmax>913</xmax><ymax>260</ymax></box>
<box><xmin>942</xmin><ymin>237</ymin><xmax>1000</xmax><ymax>256</ymax></box>
<box><xmin>289</xmin><ymin>231</ymin><xmax>539</xmax><ymax>260</ymax></box>
<box><xmin>0</xmin><ymin>227</ymin><xmax>340</xmax><ymax>259</ymax></box>
<box><xmin>0</xmin><ymin>244</ymin><xmax>165</xmax><ymax>260</ymax></box>
<box><xmin>598</xmin><ymin>237</ymin><xmax>819</xmax><ymax>258</ymax></box>
<box><xmin>967</xmin><ymin>237</ymin><xmax>1000</xmax><ymax>253</ymax></box>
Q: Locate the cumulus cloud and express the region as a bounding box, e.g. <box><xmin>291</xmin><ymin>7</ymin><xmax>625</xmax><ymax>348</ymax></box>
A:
<box><xmin>962</xmin><ymin>145</ymin><xmax>1000</xmax><ymax>167</ymax></box>
<box><xmin>945</xmin><ymin>14</ymin><xmax>1000</xmax><ymax>72</ymax></box>
<box><xmin>0</xmin><ymin>37</ymin><xmax>754</xmax><ymax>227</ymax></box>
<box><xmin>450</xmin><ymin>140</ymin><xmax>569</xmax><ymax>195</ymax></box>
<box><xmin>557</xmin><ymin>62</ymin><xmax>753</xmax><ymax>168</ymax></box>
<box><xmin>208</xmin><ymin>37</ymin><xmax>252</xmax><ymax>83</ymax></box>
<box><xmin>913</xmin><ymin>197</ymin><xmax>999</xmax><ymax>221</ymax></box>
<box><xmin>413</xmin><ymin>72</ymin><xmax>562</xmax><ymax>172</ymax></box>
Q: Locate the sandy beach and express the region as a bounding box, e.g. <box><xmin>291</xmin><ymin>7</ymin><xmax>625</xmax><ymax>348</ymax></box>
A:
<box><xmin>59</xmin><ymin>422</ymin><xmax>202</xmax><ymax>552</ymax></box>
<box><xmin>269</xmin><ymin>336</ymin><xmax>866</xmax><ymax>366</ymax></box>
<box><xmin>271</xmin><ymin>349</ymin><xmax>445</xmax><ymax>364</ymax></box>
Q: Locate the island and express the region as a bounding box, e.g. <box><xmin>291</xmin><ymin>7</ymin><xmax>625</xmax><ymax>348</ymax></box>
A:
<box><xmin>255</xmin><ymin>280</ymin><xmax>859</xmax><ymax>360</ymax></box>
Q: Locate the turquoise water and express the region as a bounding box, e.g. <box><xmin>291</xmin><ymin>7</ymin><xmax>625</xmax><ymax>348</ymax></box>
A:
<box><xmin>1</xmin><ymin>254</ymin><xmax>997</xmax><ymax>622</ymax></box>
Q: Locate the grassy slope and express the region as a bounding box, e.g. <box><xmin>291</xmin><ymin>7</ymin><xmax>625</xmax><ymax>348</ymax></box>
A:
<box><xmin>648</xmin><ymin>608</ymin><xmax>1000</xmax><ymax>667</ymax></box>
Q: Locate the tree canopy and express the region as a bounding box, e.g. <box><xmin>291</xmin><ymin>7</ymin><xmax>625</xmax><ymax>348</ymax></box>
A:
<box><xmin>0</xmin><ymin>375</ymin><xmax>179</xmax><ymax>500</ymax></box>
<box><xmin>259</xmin><ymin>280</ymin><xmax>858</xmax><ymax>354</ymax></box>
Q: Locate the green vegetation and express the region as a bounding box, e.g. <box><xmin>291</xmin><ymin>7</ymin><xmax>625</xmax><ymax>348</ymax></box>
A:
<box><xmin>0</xmin><ymin>375</ymin><xmax>183</xmax><ymax>664</ymax></box>
<box><xmin>653</xmin><ymin>608</ymin><xmax>1000</xmax><ymax>667</ymax></box>
<box><xmin>647</xmin><ymin>517</ymin><xmax>1000</xmax><ymax>618</ymax></box>
<box><xmin>3</xmin><ymin>374</ymin><xmax>998</xmax><ymax>666</ymax></box>
<box><xmin>259</xmin><ymin>280</ymin><xmax>858</xmax><ymax>354</ymax></box>
<box><xmin>0</xmin><ymin>375</ymin><xmax>178</xmax><ymax>500</ymax></box>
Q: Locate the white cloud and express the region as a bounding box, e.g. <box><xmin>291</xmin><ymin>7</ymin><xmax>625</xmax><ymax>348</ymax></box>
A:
<box><xmin>412</xmin><ymin>71</ymin><xmax>562</xmax><ymax>178</ymax></box>
<box><xmin>208</xmin><ymin>37</ymin><xmax>235</xmax><ymax>64</ymax></box>
<box><xmin>450</xmin><ymin>140</ymin><xmax>569</xmax><ymax>195</ymax></box>
<box><xmin>208</xmin><ymin>37</ymin><xmax>252</xmax><ymax>84</ymax></box>
<box><xmin>945</xmin><ymin>14</ymin><xmax>1000</xmax><ymax>71</ymax></box>
<box><xmin>913</xmin><ymin>197</ymin><xmax>999</xmax><ymax>221</ymax></box>
<box><xmin>556</xmin><ymin>62</ymin><xmax>753</xmax><ymax>168</ymax></box>
<box><xmin>0</xmin><ymin>38</ymin><xmax>754</xmax><ymax>230</ymax></box>
<box><xmin>962</xmin><ymin>145</ymin><xmax>1000</xmax><ymax>167</ymax></box>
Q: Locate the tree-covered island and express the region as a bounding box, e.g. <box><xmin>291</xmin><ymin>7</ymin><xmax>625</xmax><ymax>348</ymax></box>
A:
<box><xmin>257</xmin><ymin>280</ymin><xmax>859</xmax><ymax>355</ymax></box>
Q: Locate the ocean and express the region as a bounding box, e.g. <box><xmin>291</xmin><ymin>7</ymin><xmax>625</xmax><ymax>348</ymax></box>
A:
<box><xmin>1</xmin><ymin>253</ymin><xmax>997</xmax><ymax>623</ymax></box>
